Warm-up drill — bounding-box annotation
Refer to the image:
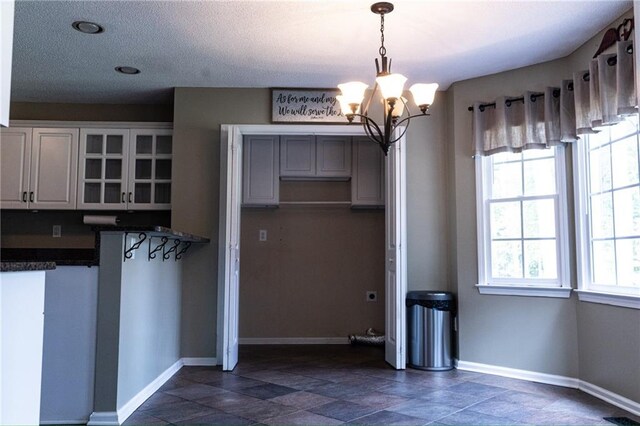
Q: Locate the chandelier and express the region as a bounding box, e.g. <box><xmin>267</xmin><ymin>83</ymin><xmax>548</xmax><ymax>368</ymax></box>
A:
<box><xmin>336</xmin><ymin>2</ymin><xmax>438</xmax><ymax>155</ymax></box>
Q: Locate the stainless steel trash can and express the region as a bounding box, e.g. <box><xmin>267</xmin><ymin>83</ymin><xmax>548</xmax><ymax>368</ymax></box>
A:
<box><xmin>407</xmin><ymin>291</ymin><xmax>455</xmax><ymax>371</ymax></box>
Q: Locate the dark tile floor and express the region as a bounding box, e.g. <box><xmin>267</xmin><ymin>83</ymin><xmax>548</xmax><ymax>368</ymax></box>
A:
<box><xmin>124</xmin><ymin>345</ymin><xmax>639</xmax><ymax>425</ymax></box>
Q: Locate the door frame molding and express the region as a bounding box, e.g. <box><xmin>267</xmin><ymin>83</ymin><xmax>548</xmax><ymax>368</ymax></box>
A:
<box><xmin>217</xmin><ymin>124</ymin><xmax>407</xmax><ymax>369</ymax></box>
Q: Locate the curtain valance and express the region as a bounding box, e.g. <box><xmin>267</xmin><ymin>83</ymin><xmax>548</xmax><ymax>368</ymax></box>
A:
<box><xmin>473</xmin><ymin>39</ymin><xmax>637</xmax><ymax>157</ymax></box>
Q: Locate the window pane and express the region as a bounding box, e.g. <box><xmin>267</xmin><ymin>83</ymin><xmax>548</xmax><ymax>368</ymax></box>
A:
<box><xmin>591</xmin><ymin>192</ymin><xmax>614</xmax><ymax>239</ymax></box>
<box><xmin>104</xmin><ymin>183</ymin><xmax>121</xmax><ymax>204</ymax></box>
<box><xmin>86</xmin><ymin>135</ymin><xmax>103</xmax><ymax>154</ymax></box>
<box><xmin>105</xmin><ymin>159</ymin><xmax>122</xmax><ymax>180</ymax></box>
<box><xmin>589</xmin><ymin>127</ymin><xmax>609</xmax><ymax>150</ymax></box>
<box><xmin>492</xmin><ymin>162</ymin><xmax>522</xmax><ymax>198</ymax></box>
<box><xmin>135</xmin><ymin>159</ymin><xmax>152</xmax><ymax>179</ymax></box>
<box><xmin>611</xmin><ymin>136</ymin><xmax>639</xmax><ymax>189</ymax></box>
<box><xmin>155</xmin><ymin>183</ymin><xmax>171</xmax><ymax>204</ymax></box>
<box><xmin>155</xmin><ymin>159</ymin><xmax>171</xmax><ymax>179</ymax></box>
<box><xmin>522</xmin><ymin>148</ymin><xmax>553</xmax><ymax>160</ymax></box>
<box><xmin>490</xmin><ymin>201</ymin><xmax>521</xmax><ymax>239</ymax></box>
<box><xmin>616</xmin><ymin>239</ymin><xmax>640</xmax><ymax>287</ymax></box>
<box><xmin>592</xmin><ymin>240</ymin><xmax>616</xmax><ymax>285</ymax></box>
<box><xmin>491</xmin><ymin>151</ymin><xmax>520</xmax><ymax>165</ymax></box>
<box><xmin>84</xmin><ymin>183</ymin><xmax>101</xmax><ymax>203</ymax></box>
<box><xmin>613</xmin><ymin>187</ymin><xmax>640</xmax><ymax>237</ymax></box>
<box><xmin>524</xmin><ymin>240</ymin><xmax>557</xmax><ymax>279</ymax></box>
<box><xmin>106</xmin><ymin>135</ymin><xmax>123</xmax><ymax>154</ymax></box>
<box><xmin>85</xmin><ymin>159</ymin><xmax>102</xmax><ymax>179</ymax></box>
<box><xmin>136</xmin><ymin>135</ymin><xmax>153</xmax><ymax>154</ymax></box>
<box><xmin>523</xmin><ymin>199</ymin><xmax>555</xmax><ymax>238</ymax></box>
<box><xmin>491</xmin><ymin>241</ymin><xmax>523</xmax><ymax>278</ymax></box>
<box><xmin>135</xmin><ymin>183</ymin><xmax>151</xmax><ymax>203</ymax></box>
<box><xmin>156</xmin><ymin>135</ymin><xmax>172</xmax><ymax>154</ymax></box>
<box><xmin>610</xmin><ymin>115</ymin><xmax>638</xmax><ymax>141</ymax></box>
<box><xmin>524</xmin><ymin>158</ymin><xmax>555</xmax><ymax>196</ymax></box>
<box><xmin>589</xmin><ymin>145</ymin><xmax>612</xmax><ymax>193</ymax></box>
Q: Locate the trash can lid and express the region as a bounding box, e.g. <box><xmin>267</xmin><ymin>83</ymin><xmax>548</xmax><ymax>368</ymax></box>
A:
<box><xmin>406</xmin><ymin>291</ymin><xmax>454</xmax><ymax>301</ymax></box>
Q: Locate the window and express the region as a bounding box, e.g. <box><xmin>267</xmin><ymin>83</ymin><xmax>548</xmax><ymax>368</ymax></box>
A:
<box><xmin>476</xmin><ymin>147</ymin><xmax>571</xmax><ymax>297</ymax></box>
<box><xmin>574</xmin><ymin>115</ymin><xmax>640</xmax><ymax>307</ymax></box>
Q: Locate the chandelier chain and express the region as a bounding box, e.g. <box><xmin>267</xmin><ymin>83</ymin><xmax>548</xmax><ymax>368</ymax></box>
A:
<box><xmin>379</xmin><ymin>13</ymin><xmax>386</xmax><ymax>56</ymax></box>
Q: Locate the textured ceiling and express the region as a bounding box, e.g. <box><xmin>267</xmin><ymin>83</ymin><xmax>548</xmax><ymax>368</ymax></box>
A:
<box><xmin>11</xmin><ymin>0</ymin><xmax>633</xmax><ymax>104</ymax></box>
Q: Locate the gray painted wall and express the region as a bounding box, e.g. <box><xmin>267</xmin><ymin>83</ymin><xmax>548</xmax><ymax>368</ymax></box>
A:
<box><xmin>449</xmin><ymin>9</ymin><xmax>640</xmax><ymax>403</ymax></box>
<box><xmin>117</xmin><ymin>237</ymin><xmax>182</xmax><ymax>408</ymax></box>
<box><xmin>94</xmin><ymin>232</ymin><xmax>182</xmax><ymax>412</ymax></box>
<box><xmin>172</xmin><ymin>88</ymin><xmax>450</xmax><ymax>356</ymax></box>
<box><xmin>40</xmin><ymin>266</ymin><xmax>98</xmax><ymax>423</ymax></box>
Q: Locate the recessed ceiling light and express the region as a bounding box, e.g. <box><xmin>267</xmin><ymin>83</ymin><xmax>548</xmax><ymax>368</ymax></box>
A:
<box><xmin>72</xmin><ymin>21</ymin><xmax>104</xmax><ymax>34</ymax></box>
<box><xmin>115</xmin><ymin>66</ymin><xmax>141</xmax><ymax>75</ymax></box>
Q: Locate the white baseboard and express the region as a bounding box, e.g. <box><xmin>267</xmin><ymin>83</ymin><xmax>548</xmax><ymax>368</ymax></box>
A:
<box><xmin>182</xmin><ymin>357</ymin><xmax>218</xmax><ymax>366</ymax></box>
<box><xmin>87</xmin><ymin>411</ymin><xmax>119</xmax><ymax>426</ymax></box>
<box><xmin>580</xmin><ymin>380</ymin><xmax>640</xmax><ymax>417</ymax></box>
<box><xmin>456</xmin><ymin>360</ymin><xmax>579</xmax><ymax>388</ymax></box>
<box><xmin>239</xmin><ymin>337</ymin><xmax>349</xmax><ymax>345</ymax></box>
<box><xmin>116</xmin><ymin>359</ymin><xmax>183</xmax><ymax>423</ymax></box>
<box><xmin>456</xmin><ymin>360</ymin><xmax>640</xmax><ymax>417</ymax></box>
<box><xmin>88</xmin><ymin>356</ymin><xmax>219</xmax><ymax>425</ymax></box>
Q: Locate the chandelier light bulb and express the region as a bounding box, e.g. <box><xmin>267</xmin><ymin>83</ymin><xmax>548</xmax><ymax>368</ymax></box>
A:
<box><xmin>337</xmin><ymin>95</ymin><xmax>360</xmax><ymax>118</ymax></box>
<box><xmin>376</xmin><ymin>73</ymin><xmax>407</xmax><ymax>101</ymax></box>
<box><xmin>338</xmin><ymin>82</ymin><xmax>369</xmax><ymax>108</ymax></box>
<box><xmin>410</xmin><ymin>83</ymin><xmax>439</xmax><ymax>111</ymax></box>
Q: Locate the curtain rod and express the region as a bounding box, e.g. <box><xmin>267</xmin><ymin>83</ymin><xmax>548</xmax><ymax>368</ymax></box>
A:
<box><xmin>467</xmin><ymin>43</ymin><xmax>633</xmax><ymax>112</ymax></box>
<box><xmin>467</xmin><ymin>90</ymin><xmax>560</xmax><ymax>112</ymax></box>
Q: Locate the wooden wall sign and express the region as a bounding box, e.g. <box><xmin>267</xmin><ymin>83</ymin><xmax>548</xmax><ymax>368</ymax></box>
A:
<box><xmin>271</xmin><ymin>88</ymin><xmax>349</xmax><ymax>124</ymax></box>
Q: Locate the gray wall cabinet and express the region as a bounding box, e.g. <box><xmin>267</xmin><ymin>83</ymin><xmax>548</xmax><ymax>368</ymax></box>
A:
<box><xmin>280</xmin><ymin>135</ymin><xmax>351</xmax><ymax>180</ymax></box>
<box><xmin>242</xmin><ymin>135</ymin><xmax>280</xmax><ymax>207</ymax></box>
<box><xmin>351</xmin><ymin>137</ymin><xmax>385</xmax><ymax>207</ymax></box>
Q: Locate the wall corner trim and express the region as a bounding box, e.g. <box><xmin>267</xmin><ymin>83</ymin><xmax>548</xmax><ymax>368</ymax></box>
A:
<box><xmin>182</xmin><ymin>357</ymin><xmax>218</xmax><ymax>366</ymax></box>
<box><xmin>116</xmin><ymin>359</ymin><xmax>183</xmax><ymax>424</ymax></box>
<box><xmin>87</xmin><ymin>411</ymin><xmax>119</xmax><ymax>426</ymax></box>
<box><xmin>89</xmin><ymin>357</ymin><xmax>217</xmax><ymax>426</ymax></box>
<box><xmin>456</xmin><ymin>360</ymin><xmax>640</xmax><ymax>417</ymax></box>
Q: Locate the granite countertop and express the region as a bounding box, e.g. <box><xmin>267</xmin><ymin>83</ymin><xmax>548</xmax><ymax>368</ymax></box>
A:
<box><xmin>94</xmin><ymin>226</ymin><xmax>210</xmax><ymax>243</ymax></box>
<box><xmin>1</xmin><ymin>261</ymin><xmax>56</xmax><ymax>272</ymax></box>
<box><xmin>1</xmin><ymin>248</ymin><xmax>98</xmax><ymax>267</ymax></box>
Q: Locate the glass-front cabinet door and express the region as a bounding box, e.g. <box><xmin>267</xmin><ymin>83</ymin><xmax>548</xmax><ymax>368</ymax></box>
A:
<box><xmin>128</xmin><ymin>129</ymin><xmax>172</xmax><ymax>210</ymax></box>
<box><xmin>78</xmin><ymin>129</ymin><xmax>129</xmax><ymax>209</ymax></box>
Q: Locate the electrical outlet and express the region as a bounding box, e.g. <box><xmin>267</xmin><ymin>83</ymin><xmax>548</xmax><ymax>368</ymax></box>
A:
<box><xmin>52</xmin><ymin>225</ymin><xmax>61</xmax><ymax>238</ymax></box>
<box><xmin>259</xmin><ymin>229</ymin><xmax>267</xmax><ymax>241</ymax></box>
<box><xmin>366</xmin><ymin>291</ymin><xmax>377</xmax><ymax>302</ymax></box>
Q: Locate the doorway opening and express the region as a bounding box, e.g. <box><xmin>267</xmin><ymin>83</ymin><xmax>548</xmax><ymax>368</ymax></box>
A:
<box><xmin>217</xmin><ymin>124</ymin><xmax>407</xmax><ymax>371</ymax></box>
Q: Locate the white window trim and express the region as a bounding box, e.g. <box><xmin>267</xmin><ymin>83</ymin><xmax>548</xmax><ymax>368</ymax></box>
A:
<box><xmin>573</xmin><ymin>130</ymin><xmax>640</xmax><ymax>310</ymax></box>
<box><xmin>475</xmin><ymin>147</ymin><xmax>572</xmax><ymax>298</ymax></box>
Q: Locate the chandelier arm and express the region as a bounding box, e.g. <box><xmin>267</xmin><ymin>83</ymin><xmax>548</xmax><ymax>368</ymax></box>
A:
<box><xmin>389</xmin><ymin>122</ymin><xmax>410</xmax><ymax>145</ymax></box>
<box><xmin>362</xmin><ymin>82</ymin><xmax>380</xmax><ymax>116</ymax></box>
<box><xmin>392</xmin><ymin>112</ymin><xmax>430</xmax><ymax>130</ymax></box>
<box><xmin>349</xmin><ymin>112</ymin><xmax>385</xmax><ymax>143</ymax></box>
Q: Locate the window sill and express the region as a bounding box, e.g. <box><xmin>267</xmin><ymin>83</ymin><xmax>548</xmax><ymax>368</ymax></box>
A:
<box><xmin>476</xmin><ymin>284</ymin><xmax>572</xmax><ymax>298</ymax></box>
<box><xmin>575</xmin><ymin>290</ymin><xmax>640</xmax><ymax>309</ymax></box>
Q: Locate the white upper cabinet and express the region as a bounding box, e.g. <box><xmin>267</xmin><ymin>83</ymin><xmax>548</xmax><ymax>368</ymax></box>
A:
<box><xmin>351</xmin><ymin>137</ymin><xmax>385</xmax><ymax>207</ymax></box>
<box><xmin>78</xmin><ymin>128</ymin><xmax>172</xmax><ymax>210</ymax></box>
<box><xmin>1</xmin><ymin>127</ymin><xmax>79</xmax><ymax>210</ymax></box>
<box><xmin>77</xmin><ymin>129</ymin><xmax>130</xmax><ymax>210</ymax></box>
<box><xmin>243</xmin><ymin>135</ymin><xmax>279</xmax><ymax>207</ymax></box>
<box><xmin>128</xmin><ymin>129</ymin><xmax>172</xmax><ymax>210</ymax></box>
<box><xmin>1</xmin><ymin>127</ymin><xmax>32</xmax><ymax>208</ymax></box>
<box><xmin>280</xmin><ymin>135</ymin><xmax>316</xmax><ymax>178</ymax></box>
<box><xmin>316</xmin><ymin>136</ymin><xmax>351</xmax><ymax>178</ymax></box>
<box><xmin>280</xmin><ymin>135</ymin><xmax>351</xmax><ymax>180</ymax></box>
